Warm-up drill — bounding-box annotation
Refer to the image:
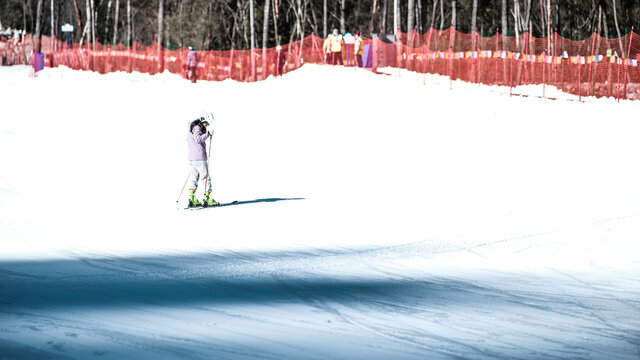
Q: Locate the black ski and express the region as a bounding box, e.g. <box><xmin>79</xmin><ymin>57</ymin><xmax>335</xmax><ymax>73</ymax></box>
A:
<box><xmin>184</xmin><ymin>200</ymin><xmax>238</xmax><ymax>210</ymax></box>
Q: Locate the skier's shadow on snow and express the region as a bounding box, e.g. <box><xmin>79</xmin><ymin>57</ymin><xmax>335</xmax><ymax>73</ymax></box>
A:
<box><xmin>231</xmin><ymin>197</ymin><xmax>305</xmax><ymax>206</ymax></box>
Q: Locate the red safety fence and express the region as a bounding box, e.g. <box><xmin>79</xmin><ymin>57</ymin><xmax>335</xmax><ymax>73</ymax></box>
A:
<box><xmin>1</xmin><ymin>28</ymin><xmax>639</xmax><ymax>100</ymax></box>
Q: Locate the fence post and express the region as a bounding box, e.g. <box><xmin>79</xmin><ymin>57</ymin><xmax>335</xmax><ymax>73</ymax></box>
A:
<box><xmin>587</xmin><ymin>29</ymin><xmax>597</xmax><ymax>97</ymax></box>
<box><xmin>617</xmin><ymin>56</ymin><xmax>622</xmax><ymax>102</ymax></box>
<box><xmin>426</xmin><ymin>24</ymin><xmax>433</xmax><ymax>75</ymax></box>
<box><xmin>623</xmin><ymin>27</ymin><xmax>634</xmax><ymax>100</ymax></box>
<box><xmin>578</xmin><ymin>55</ymin><xmax>582</xmax><ymax>102</ymax></box>
<box><xmin>449</xmin><ymin>23</ymin><xmax>454</xmax><ymax>90</ymax></box>
<box><xmin>509</xmin><ymin>51</ymin><xmax>514</xmax><ymax>96</ymax></box>
<box><xmin>553</xmin><ymin>29</ymin><xmax>558</xmax><ymax>90</ymax></box>
<box><xmin>495</xmin><ymin>28</ymin><xmax>499</xmax><ymax>85</ymax></box>
<box><xmin>542</xmin><ymin>50</ymin><xmax>546</xmax><ymax>98</ymax></box>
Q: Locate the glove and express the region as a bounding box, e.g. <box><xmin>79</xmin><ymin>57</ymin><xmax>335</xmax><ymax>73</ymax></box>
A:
<box><xmin>208</xmin><ymin>130</ymin><xmax>214</xmax><ymax>136</ymax></box>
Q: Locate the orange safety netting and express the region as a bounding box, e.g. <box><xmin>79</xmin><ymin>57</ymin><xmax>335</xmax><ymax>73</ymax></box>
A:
<box><xmin>1</xmin><ymin>28</ymin><xmax>639</xmax><ymax>100</ymax></box>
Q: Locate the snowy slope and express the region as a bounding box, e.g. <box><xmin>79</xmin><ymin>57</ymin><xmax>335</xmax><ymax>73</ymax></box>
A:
<box><xmin>0</xmin><ymin>64</ymin><xmax>639</xmax><ymax>359</ymax></box>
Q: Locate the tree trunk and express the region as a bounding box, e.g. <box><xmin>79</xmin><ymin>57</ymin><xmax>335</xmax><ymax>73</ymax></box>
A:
<box><xmin>538</xmin><ymin>0</ymin><xmax>544</xmax><ymax>38</ymax></box>
<box><xmin>451</xmin><ymin>0</ymin><xmax>456</xmax><ymax>47</ymax></box>
<box><xmin>51</xmin><ymin>0</ymin><xmax>55</xmax><ymax>39</ymax></box>
<box><xmin>126</xmin><ymin>0</ymin><xmax>131</xmax><ymax>45</ymax></box>
<box><xmin>408</xmin><ymin>0</ymin><xmax>415</xmax><ymax>35</ymax></box>
<box><xmin>262</xmin><ymin>0</ymin><xmax>270</xmax><ymax>79</ymax></box>
<box><xmin>91</xmin><ymin>0</ymin><xmax>96</xmax><ymax>44</ymax></box>
<box><xmin>323</xmin><ymin>0</ymin><xmax>327</xmax><ymax>36</ymax></box>
<box><xmin>382</xmin><ymin>0</ymin><xmax>388</xmax><ymax>33</ymax></box>
<box><xmin>157</xmin><ymin>0</ymin><xmax>163</xmax><ymax>71</ymax></box>
<box><xmin>272</xmin><ymin>0</ymin><xmax>279</xmax><ymax>45</ymax></box>
<box><xmin>451</xmin><ymin>0</ymin><xmax>456</xmax><ymax>29</ymax></box>
<box><xmin>35</xmin><ymin>0</ymin><xmax>44</xmax><ymax>52</ymax></box>
<box><xmin>513</xmin><ymin>0</ymin><xmax>520</xmax><ymax>46</ymax></box>
<box><xmin>439</xmin><ymin>0</ymin><xmax>444</xmax><ymax>30</ymax></box>
<box><xmin>340</xmin><ymin>0</ymin><xmax>345</xmax><ymax>33</ymax></box>
<box><xmin>393</xmin><ymin>0</ymin><xmax>398</xmax><ymax>34</ymax></box>
<box><xmin>106</xmin><ymin>0</ymin><xmax>111</xmax><ymax>41</ymax></box>
<box><xmin>501</xmin><ymin>0</ymin><xmax>507</xmax><ymax>35</ymax></box>
<box><xmin>157</xmin><ymin>0</ymin><xmax>163</xmax><ymax>49</ymax></box>
<box><xmin>430</xmin><ymin>0</ymin><xmax>436</xmax><ymax>28</ymax></box>
<box><xmin>85</xmin><ymin>0</ymin><xmax>91</xmax><ymax>44</ymax></box>
<box><xmin>112</xmin><ymin>0</ymin><xmax>119</xmax><ymax>44</ymax></box>
<box><xmin>416</xmin><ymin>0</ymin><xmax>422</xmax><ymax>33</ymax></box>
<box><xmin>369</xmin><ymin>0</ymin><xmax>377</xmax><ymax>36</ymax></box>
<box><xmin>250</xmin><ymin>0</ymin><xmax>255</xmax><ymax>79</ymax></box>
<box><xmin>523</xmin><ymin>0</ymin><xmax>531</xmax><ymax>31</ymax></box>
<box><xmin>612</xmin><ymin>0</ymin><xmax>623</xmax><ymax>55</ymax></box>
<box><xmin>262</xmin><ymin>0</ymin><xmax>270</xmax><ymax>48</ymax></box>
<box><xmin>72</xmin><ymin>0</ymin><xmax>83</xmax><ymax>40</ymax></box>
<box><xmin>471</xmin><ymin>0</ymin><xmax>477</xmax><ymax>34</ymax></box>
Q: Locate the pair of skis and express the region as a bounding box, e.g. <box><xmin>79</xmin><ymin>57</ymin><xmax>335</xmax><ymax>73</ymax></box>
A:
<box><xmin>184</xmin><ymin>200</ymin><xmax>238</xmax><ymax>210</ymax></box>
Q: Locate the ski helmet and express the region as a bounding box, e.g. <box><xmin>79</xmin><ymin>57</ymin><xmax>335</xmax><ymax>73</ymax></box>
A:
<box><xmin>202</xmin><ymin>112</ymin><xmax>214</xmax><ymax>124</ymax></box>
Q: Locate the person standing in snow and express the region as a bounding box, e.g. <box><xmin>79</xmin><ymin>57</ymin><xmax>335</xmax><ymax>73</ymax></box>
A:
<box><xmin>186</xmin><ymin>46</ymin><xmax>198</xmax><ymax>83</ymax></box>
<box><xmin>187</xmin><ymin>114</ymin><xmax>218</xmax><ymax>207</ymax></box>
<box><xmin>322</xmin><ymin>34</ymin><xmax>332</xmax><ymax>64</ymax></box>
<box><xmin>354</xmin><ymin>31</ymin><xmax>364</xmax><ymax>68</ymax></box>
<box><xmin>328</xmin><ymin>28</ymin><xmax>344</xmax><ymax>65</ymax></box>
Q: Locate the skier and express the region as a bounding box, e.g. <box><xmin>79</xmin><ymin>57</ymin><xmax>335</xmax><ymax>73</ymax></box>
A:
<box><xmin>187</xmin><ymin>113</ymin><xmax>218</xmax><ymax>207</ymax></box>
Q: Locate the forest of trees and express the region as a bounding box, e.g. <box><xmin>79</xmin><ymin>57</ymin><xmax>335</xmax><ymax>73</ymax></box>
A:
<box><xmin>1</xmin><ymin>0</ymin><xmax>639</xmax><ymax>51</ymax></box>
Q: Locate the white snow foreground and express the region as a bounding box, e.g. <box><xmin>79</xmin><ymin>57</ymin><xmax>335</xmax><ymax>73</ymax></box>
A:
<box><xmin>1</xmin><ymin>64</ymin><xmax>639</xmax><ymax>359</ymax></box>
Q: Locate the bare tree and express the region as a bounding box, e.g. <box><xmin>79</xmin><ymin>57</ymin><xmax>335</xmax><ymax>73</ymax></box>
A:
<box><xmin>51</xmin><ymin>0</ymin><xmax>55</xmax><ymax>40</ymax></box>
<box><xmin>340</xmin><ymin>0</ymin><xmax>345</xmax><ymax>33</ymax></box>
<box><xmin>369</xmin><ymin>0</ymin><xmax>377</xmax><ymax>36</ymax></box>
<box><xmin>451</xmin><ymin>0</ymin><xmax>456</xmax><ymax>29</ymax></box>
<box><xmin>157</xmin><ymin>0</ymin><xmax>163</xmax><ymax>50</ymax></box>
<box><xmin>416</xmin><ymin>0</ymin><xmax>422</xmax><ymax>33</ymax></box>
<box><xmin>323</xmin><ymin>0</ymin><xmax>327</xmax><ymax>36</ymax></box>
<box><xmin>250</xmin><ymin>0</ymin><xmax>255</xmax><ymax>79</ymax></box>
<box><xmin>501</xmin><ymin>0</ymin><xmax>507</xmax><ymax>34</ymax></box>
<box><xmin>439</xmin><ymin>0</ymin><xmax>444</xmax><ymax>30</ymax></box>
<box><xmin>408</xmin><ymin>0</ymin><xmax>415</xmax><ymax>35</ymax></box>
<box><xmin>394</xmin><ymin>0</ymin><xmax>398</xmax><ymax>34</ymax></box>
<box><xmin>471</xmin><ymin>0</ymin><xmax>477</xmax><ymax>34</ymax></box>
<box><xmin>262</xmin><ymin>0</ymin><xmax>270</xmax><ymax>48</ymax></box>
<box><xmin>262</xmin><ymin>0</ymin><xmax>270</xmax><ymax>79</ymax></box>
<box><xmin>72</xmin><ymin>0</ymin><xmax>83</xmax><ymax>40</ymax></box>
<box><xmin>430</xmin><ymin>0</ymin><xmax>436</xmax><ymax>28</ymax></box>
<box><xmin>34</xmin><ymin>0</ymin><xmax>44</xmax><ymax>51</ymax></box>
<box><xmin>382</xmin><ymin>0</ymin><xmax>388</xmax><ymax>33</ymax></box>
<box><xmin>112</xmin><ymin>0</ymin><xmax>119</xmax><ymax>44</ymax></box>
<box><xmin>106</xmin><ymin>0</ymin><xmax>111</xmax><ymax>40</ymax></box>
<box><xmin>612</xmin><ymin>0</ymin><xmax>623</xmax><ymax>56</ymax></box>
<box><xmin>513</xmin><ymin>0</ymin><xmax>520</xmax><ymax>45</ymax></box>
<box><xmin>126</xmin><ymin>0</ymin><xmax>131</xmax><ymax>45</ymax></box>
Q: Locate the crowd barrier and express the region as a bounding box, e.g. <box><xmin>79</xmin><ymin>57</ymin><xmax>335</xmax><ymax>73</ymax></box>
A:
<box><xmin>1</xmin><ymin>28</ymin><xmax>639</xmax><ymax>100</ymax></box>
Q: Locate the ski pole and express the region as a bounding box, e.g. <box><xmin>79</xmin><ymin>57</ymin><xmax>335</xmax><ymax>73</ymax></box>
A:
<box><xmin>203</xmin><ymin>133</ymin><xmax>213</xmax><ymax>195</ymax></box>
<box><xmin>176</xmin><ymin>171</ymin><xmax>191</xmax><ymax>204</ymax></box>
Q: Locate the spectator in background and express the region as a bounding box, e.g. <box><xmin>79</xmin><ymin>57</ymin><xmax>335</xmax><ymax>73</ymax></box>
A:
<box><xmin>354</xmin><ymin>31</ymin><xmax>364</xmax><ymax>68</ymax></box>
<box><xmin>186</xmin><ymin>46</ymin><xmax>198</xmax><ymax>83</ymax></box>
<box><xmin>328</xmin><ymin>28</ymin><xmax>344</xmax><ymax>65</ymax></box>
<box><xmin>322</xmin><ymin>34</ymin><xmax>332</xmax><ymax>64</ymax></box>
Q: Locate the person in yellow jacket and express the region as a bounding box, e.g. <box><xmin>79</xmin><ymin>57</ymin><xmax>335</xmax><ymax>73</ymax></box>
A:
<box><xmin>354</xmin><ymin>31</ymin><xmax>364</xmax><ymax>68</ymax></box>
<box><xmin>328</xmin><ymin>28</ymin><xmax>344</xmax><ymax>65</ymax></box>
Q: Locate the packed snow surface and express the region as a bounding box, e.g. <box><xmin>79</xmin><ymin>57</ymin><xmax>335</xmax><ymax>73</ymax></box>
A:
<box><xmin>1</xmin><ymin>64</ymin><xmax>639</xmax><ymax>359</ymax></box>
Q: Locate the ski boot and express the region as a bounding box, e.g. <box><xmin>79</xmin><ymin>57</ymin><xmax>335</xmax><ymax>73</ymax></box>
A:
<box><xmin>203</xmin><ymin>191</ymin><xmax>219</xmax><ymax>207</ymax></box>
<box><xmin>188</xmin><ymin>190</ymin><xmax>202</xmax><ymax>208</ymax></box>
